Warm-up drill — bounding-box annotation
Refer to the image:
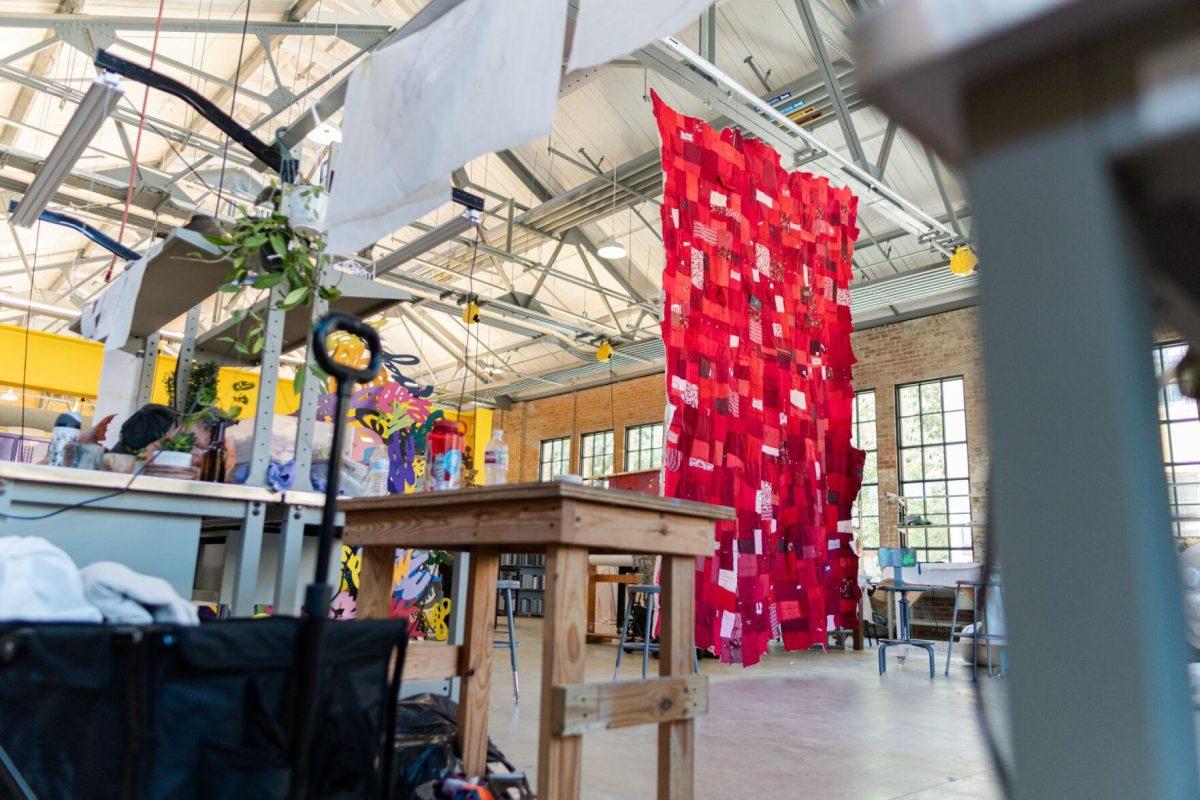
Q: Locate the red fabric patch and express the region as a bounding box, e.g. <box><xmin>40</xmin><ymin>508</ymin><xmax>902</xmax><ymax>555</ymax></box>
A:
<box><xmin>653</xmin><ymin>93</ymin><xmax>864</xmax><ymax>666</ymax></box>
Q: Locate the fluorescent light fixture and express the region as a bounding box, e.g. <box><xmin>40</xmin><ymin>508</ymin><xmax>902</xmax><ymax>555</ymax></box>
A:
<box><xmin>10</xmin><ymin>73</ymin><xmax>123</xmax><ymax>228</ymax></box>
<box><xmin>596</xmin><ymin>236</ymin><xmax>627</xmax><ymax>259</ymax></box>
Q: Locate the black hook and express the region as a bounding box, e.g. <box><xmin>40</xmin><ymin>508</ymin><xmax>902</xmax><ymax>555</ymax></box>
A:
<box><xmin>311</xmin><ymin>311</ymin><xmax>383</xmax><ymax>388</ymax></box>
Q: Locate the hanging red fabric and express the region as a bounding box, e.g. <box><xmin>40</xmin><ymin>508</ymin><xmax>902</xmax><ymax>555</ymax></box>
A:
<box><xmin>652</xmin><ymin>92</ymin><xmax>865</xmax><ymax>666</ymax></box>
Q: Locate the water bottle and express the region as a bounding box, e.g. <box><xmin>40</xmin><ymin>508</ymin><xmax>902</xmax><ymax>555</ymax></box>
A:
<box><xmin>483</xmin><ymin>429</ymin><xmax>509</xmax><ymax>486</ymax></box>
<box><xmin>47</xmin><ymin>412</ymin><xmax>82</xmax><ymax>467</ymax></box>
<box><xmin>365</xmin><ymin>447</ymin><xmax>390</xmax><ymax>496</ymax></box>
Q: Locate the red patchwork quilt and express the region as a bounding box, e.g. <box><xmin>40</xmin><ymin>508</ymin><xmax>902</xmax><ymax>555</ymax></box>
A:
<box><xmin>654</xmin><ymin>93</ymin><xmax>864</xmax><ymax>666</ymax></box>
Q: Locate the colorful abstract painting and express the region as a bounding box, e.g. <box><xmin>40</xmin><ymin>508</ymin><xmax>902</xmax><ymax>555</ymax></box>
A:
<box><xmin>319</xmin><ymin>334</ymin><xmax>445</xmax><ymax>627</ymax></box>
<box><xmin>653</xmin><ymin>93</ymin><xmax>864</xmax><ymax>666</ymax></box>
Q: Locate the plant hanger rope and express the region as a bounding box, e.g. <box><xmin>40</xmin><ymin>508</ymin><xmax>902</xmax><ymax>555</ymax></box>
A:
<box><xmin>105</xmin><ymin>0</ymin><xmax>167</xmax><ymax>283</ymax></box>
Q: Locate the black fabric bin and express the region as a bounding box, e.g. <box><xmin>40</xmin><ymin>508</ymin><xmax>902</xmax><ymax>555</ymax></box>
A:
<box><xmin>0</xmin><ymin>618</ymin><xmax>406</xmax><ymax>800</ymax></box>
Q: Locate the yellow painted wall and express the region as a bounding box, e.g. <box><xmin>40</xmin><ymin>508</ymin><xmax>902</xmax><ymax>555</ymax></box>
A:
<box><xmin>150</xmin><ymin>354</ymin><xmax>301</xmax><ymax>419</ymax></box>
<box><xmin>0</xmin><ymin>324</ymin><xmax>299</xmax><ymax>420</ymax></box>
<box><xmin>0</xmin><ymin>323</ymin><xmax>103</xmax><ymax>397</ymax></box>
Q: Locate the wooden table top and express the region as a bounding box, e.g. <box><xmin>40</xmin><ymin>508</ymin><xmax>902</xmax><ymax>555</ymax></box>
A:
<box><xmin>340</xmin><ymin>481</ymin><xmax>733</xmax><ymax>556</ymax></box>
<box><xmin>340</xmin><ymin>481</ymin><xmax>733</xmax><ymax>518</ymax></box>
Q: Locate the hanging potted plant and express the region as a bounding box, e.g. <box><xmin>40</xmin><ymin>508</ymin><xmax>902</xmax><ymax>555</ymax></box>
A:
<box><xmin>200</xmin><ymin>188</ymin><xmax>342</xmax><ymax>365</ymax></box>
<box><xmin>280</xmin><ymin>183</ymin><xmax>328</xmax><ymax>236</ymax></box>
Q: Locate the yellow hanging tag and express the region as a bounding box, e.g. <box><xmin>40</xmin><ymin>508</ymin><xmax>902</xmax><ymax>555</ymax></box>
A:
<box><xmin>949</xmin><ymin>245</ymin><xmax>978</xmax><ymax>276</ymax></box>
<box><xmin>462</xmin><ymin>300</ymin><xmax>480</xmax><ymax>324</ymax></box>
<box><xmin>596</xmin><ymin>340</ymin><xmax>614</xmax><ymax>362</ymax></box>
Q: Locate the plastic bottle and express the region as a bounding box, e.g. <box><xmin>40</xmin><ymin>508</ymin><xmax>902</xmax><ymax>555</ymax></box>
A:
<box><xmin>47</xmin><ymin>412</ymin><xmax>82</xmax><ymax>467</ymax></box>
<box><xmin>364</xmin><ymin>447</ymin><xmax>390</xmax><ymax>496</ymax></box>
<box><xmin>483</xmin><ymin>429</ymin><xmax>509</xmax><ymax>486</ymax></box>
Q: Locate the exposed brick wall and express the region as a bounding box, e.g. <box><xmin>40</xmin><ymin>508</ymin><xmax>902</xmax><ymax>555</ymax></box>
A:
<box><xmin>497</xmin><ymin>372</ymin><xmax>668</xmax><ymax>483</ymax></box>
<box><xmin>852</xmin><ymin>307</ymin><xmax>989</xmax><ymax>558</ymax></box>
<box><xmin>501</xmin><ymin>307</ymin><xmax>991</xmax><ymax>557</ymax></box>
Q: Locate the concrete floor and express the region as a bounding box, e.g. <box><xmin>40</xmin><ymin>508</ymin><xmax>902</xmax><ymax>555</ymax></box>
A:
<box><xmin>484</xmin><ymin>618</ymin><xmax>1006</xmax><ymax>799</ymax></box>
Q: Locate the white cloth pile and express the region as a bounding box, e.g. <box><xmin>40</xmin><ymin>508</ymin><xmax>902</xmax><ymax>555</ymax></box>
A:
<box><xmin>327</xmin><ymin>0</ymin><xmax>715</xmax><ymax>255</ymax></box>
<box><xmin>0</xmin><ymin>537</ymin><xmax>198</xmax><ymax>626</ymax></box>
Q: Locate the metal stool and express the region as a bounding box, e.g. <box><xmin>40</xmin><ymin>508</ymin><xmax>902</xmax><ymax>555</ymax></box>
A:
<box><xmin>494</xmin><ymin>579</ymin><xmax>520</xmax><ymax>703</ymax></box>
<box><xmin>613</xmin><ymin>584</ymin><xmax>699</xmax><ymax>679</ymax></box>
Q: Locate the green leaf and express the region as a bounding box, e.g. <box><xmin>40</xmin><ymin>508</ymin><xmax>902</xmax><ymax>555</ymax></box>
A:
<box><xmin>269</xmin><ymin>232</ymin><xmax>287</xmax><ymax>256</ymax></box>
<box><xmin>280</xmin><ymin>286</ymin><xmax>310</xmax><ymax>309</ymax></box>
<box><xmin>252</xmin><ymin>271</ymin><xmax>285</xmax><ymax>289</ymax></box>
<box><xmin>251</xmin><ymin>336</ymin><xmax>264</xmax><ymax>354</ymax></box>
<box><xmin>292</xmin><ymin>368</ymin><xmax>306</xmax><ymax>395</ymax></box>
<box><xmin>234</xmin><ymin>341</ymin><xmax>250</xmax><ymax>355</ymax></box>
<box><xmin>243</xmin><ymin>234</ymin><xmax>267</xmax><ymax>248</ymax></box>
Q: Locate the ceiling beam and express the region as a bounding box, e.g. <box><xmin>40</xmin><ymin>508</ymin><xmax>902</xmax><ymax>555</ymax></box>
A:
<box><xmin>0</xmin><ymin>12</ymin><xmax>393</xmax><ymax>39</ymax></box>
<box><xmin>0</xmin><ymin>0</ymin><xmax>83</xmax><ymax>148</ymax></box>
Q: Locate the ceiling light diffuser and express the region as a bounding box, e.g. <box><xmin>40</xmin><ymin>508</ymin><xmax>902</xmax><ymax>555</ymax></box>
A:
<box><xmin>596</xmin><ymin>236</ymin><xmax>627</xmax><ymax>259</ymax></box>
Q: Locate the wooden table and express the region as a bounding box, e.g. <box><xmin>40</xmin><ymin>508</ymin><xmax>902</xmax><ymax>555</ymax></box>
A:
<box><xmin>341</xmin><ymin>482</ymin><xmax>732</xmax><ymax>800</ymax></box>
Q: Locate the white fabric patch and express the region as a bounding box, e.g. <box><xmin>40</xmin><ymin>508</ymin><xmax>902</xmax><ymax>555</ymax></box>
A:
<box><xmin>671</xmin><ymin>375</ymin><xmax>699</xmax><ymax>408</ymax></box>
<box><xmin>730</xmin><ymin>270</ymin><xmax>742</xmax><ymax>282</ymax></box>
<box><xmin>729</xmin><ymin>334</ymin><xmax>740</xmax><ymax>347</ymax></box>
<box><xmin>719</xmin><ymin>610</ymin><xmax>736</xmax><ymax>638</ymax></box>
<box><xmin>837</xmin><ymin>520</ymin><xmax>853</xmax><ymax>534</ymax></box>
<box><xmin>774</xmin><ymin>295</ymin><xmax>785</xmax><ymax>313</ymax></box>
<box><xmin>687</xmin><ymin>456</ymin><xmax>715</xmax><ymax>472</ymax></box>
<box><xmin>751</xmin><ymin>398</ymin><xmax>764</xmax><ymax>412</ymax></box>
<box><xmin>826</xmin><ymin>614</ymin><xmax>836</xmax><ymax>630</ymax></box>
<box><xmin>679</xmin><ymin>131</ymin><xmax>694</xmax><ymax>142</ymax></box>
<box><xmin>753</xmin><ymin>528</ymin><xmax>763</xmax><ymax>554</ymax></box>
<box><xmin>329</xmin><ymin>0</ymin><xmax>566</xmax><ymax>254</ymax></box>
<box><xmin>755</xmin><ymin>243</ymin><xmax>770</xmax><ymax>272</ymax></box>
<box><xmin>790</xmin><ymin>389</ymin><xmax>806</xmax><ymax>410</ymax></box>
<box><xmin>773</xmin><ymin>322</ymin><xmax>784</xmax><ymax>338</ymax></box>
<box><xmin>709</xmin><ymin>190</ymin><xmax>728</xmax><ymax>208</ymax></box>
<box><xmin>717</xmin><ymin>569</ymin><xmax>738</xmax><ymax>593</ymax></box>
<box><xmin>567</xmin><ymin>0</ymin><xmax>717</xmax><ymax>71</ymax></box>
<box><xmin>762</xmin><ymin>444</ymin><xmax>779</xmax><ymax>457</ymax></box>
<box><xmin>690</xmin><ymin>248</ymin><xmax>705</xmax><ymax>290</ymax></box>
<box><xmin>756</xmin><ymin>481</ymin><xmax>773</xmax><ymax>515</ymax></box>
<box><xmin>755</xmin><ymin>189</ymin><xmax>773</xmax><ymax>208</ymax></box>
<box><xmin>671</xmin><ymin>208</ymin><xmax>680</xmax><ymax>227</ymax></box>
<box><xmin>827</xmin><ymin>538</ymin><xmax>841</xmax><ymax>551</ymax></box>
<box><xmin>836</xmin><ymin>287</ymin><xmax>851</xmax><ymax>306</ymax></box>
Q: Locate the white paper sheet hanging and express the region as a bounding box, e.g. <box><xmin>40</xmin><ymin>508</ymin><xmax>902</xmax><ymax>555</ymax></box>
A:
<box><xmin>567</xmin><ymin>0</ymin><xmax>716</xmax><ymax>72</ymax></box>
<box><xmin>327</xmin><ymin>0</ymin><xmax>568</xmax><ymax>256</ymax></box>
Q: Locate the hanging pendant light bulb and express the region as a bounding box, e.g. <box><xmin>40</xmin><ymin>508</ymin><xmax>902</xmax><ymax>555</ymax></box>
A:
<box><xmin>597</xmin><ymin>236</ymin><xmax>627</xmax><ymax>259</ymax></box>
<box><xmin>596</xmin><ymin>153</ymin><xmax>627</xmax><ymax>259</ymax></box>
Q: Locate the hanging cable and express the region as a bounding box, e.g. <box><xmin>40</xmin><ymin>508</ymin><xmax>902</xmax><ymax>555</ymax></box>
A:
<box><xmin>105</xmin><ymin>0</ymin><xmax>167</xmax><ymax>283</ymax></box>
<box><xmin>215</xmin><ymin>0</ymin><xmax>253</xmax><ymax>211</ymax></box>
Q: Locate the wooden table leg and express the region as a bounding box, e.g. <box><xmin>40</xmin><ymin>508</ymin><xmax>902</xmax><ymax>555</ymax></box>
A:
<box><xmin>658</xmin><ymin>555</ymin><xmax>695</xmax><ymax>800</ymax></box>
<box><xmin>586</xmin><ymin>566</ymin><xmax>597</xmax><ymax>636</ymax></box>
<box><xmin>357</xmin><ymin>545</ymin><xmax>394</xmax><ymax>620</ymax></box>
<box><xmin>853</xmin><ymin>618</ymin><xmax>865</xmax><ymax>651</ymax></box>
<box><xmin>459</xmin><ymin>547</ymin><xmax>500</xmax><ymax>778</ymax></box>
<box><xmin>538</xmin><ymin>544</ymin><xmax>588</xmax><ymax>800</ymax></box>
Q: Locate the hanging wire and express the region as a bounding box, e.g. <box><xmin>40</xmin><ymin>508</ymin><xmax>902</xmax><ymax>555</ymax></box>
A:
<box><xmin>15</xmin><ymin>222</ymin><xmax>40</xmax><ymax>448</ymax></box>
<box><xmin>106</xmin><ymin>0</ymin><xmax>167</xmax><ymax>283</ymax></box>
<box><xmin>216</xmin><ymin>0</ymin><xmax>254</xmax><ymax>211</ymax></box>
<box><xmin>455</xmin><ymin>228</ymin><xmax>482</xmax><ymax>418</ymax></box>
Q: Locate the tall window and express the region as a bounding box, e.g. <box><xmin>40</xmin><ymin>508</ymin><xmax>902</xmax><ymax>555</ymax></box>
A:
<box><xmin>580</xmin><ymin>430</ymin><xmax>614</xmax><ymax>479</ymax></box>
<box><xmin>896</xmin><ymin>376</ymin><xmax>973</xmax><ymax>562</ymax></box>
<box><xmin>850</xmin><ymin>391</ymin><xmax>879</xmax><ymax>568</ymax></box>
<box><xmin>539</xmin><ymin>437</ymin><xmax>571</xmax><ymax>481</ymax></box>
<box><xmin>1154</xmin><ymin>343</ymin><xmax>1200</xmax><ymax>537</ymax></box>
<box><xmin>624</xmin><ymin>422</ymin><xmax>664</xmax><ymax>471</ymax></box>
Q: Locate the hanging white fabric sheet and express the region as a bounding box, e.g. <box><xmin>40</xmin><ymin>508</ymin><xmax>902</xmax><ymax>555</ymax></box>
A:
<box><xmin>327</xmin><ymin>0</ymin><xmax>569</xmax><ymax>256</ymax></box>
<box><xmin>566</xmin><ymin>0</ymin><xmax>716</xmax><ymax>72</ymax></box>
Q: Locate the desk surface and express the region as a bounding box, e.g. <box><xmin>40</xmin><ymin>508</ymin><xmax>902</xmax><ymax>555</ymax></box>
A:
<box><xmin>341</xmin><ymin>481</ymin><xmax>733</xmax><ymax>557</ymax></box>
<box><xmin>0</xmin><ymin>460</ymin><xmax>327</xmax><ymax>507</ymax></box>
